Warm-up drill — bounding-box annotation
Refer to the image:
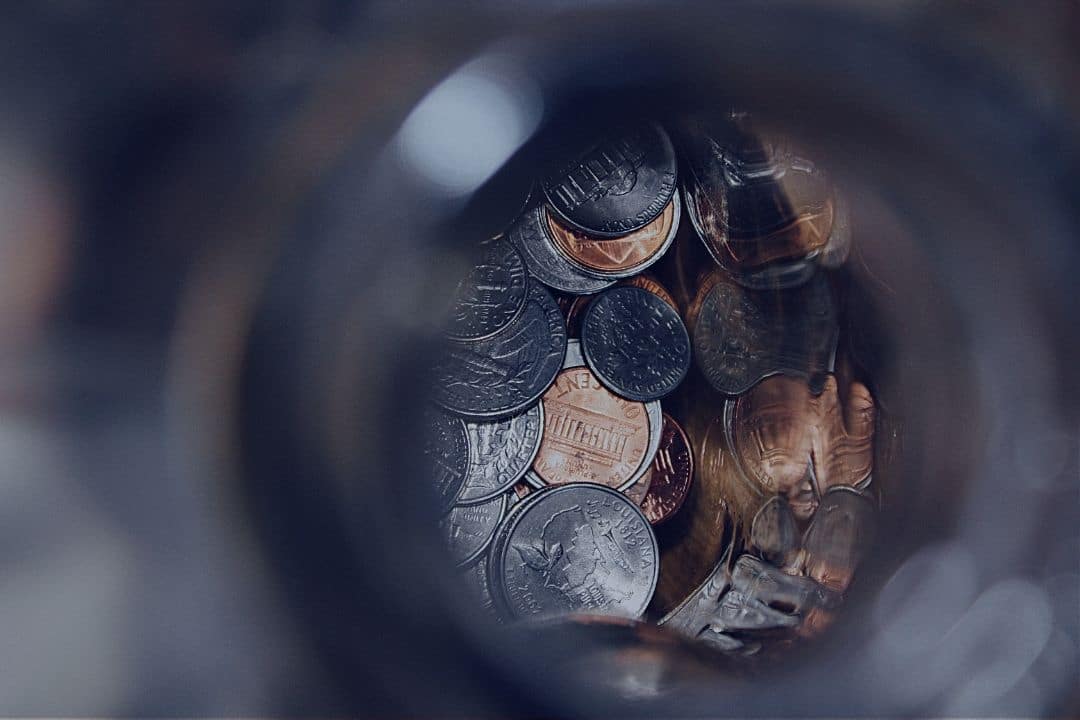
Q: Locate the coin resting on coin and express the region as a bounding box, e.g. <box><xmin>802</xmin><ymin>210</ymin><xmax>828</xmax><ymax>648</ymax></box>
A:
<box><xmin>421</xmin><ymin>114</ymin><xmax>881</xmax><ymax>656</ymax></box>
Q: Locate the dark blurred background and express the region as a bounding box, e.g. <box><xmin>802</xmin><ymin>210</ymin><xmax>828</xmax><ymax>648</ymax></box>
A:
<box><xmin>0</xmin><ymin>2</ymin><xmax>1076</xmax><ymax>715</ymax></box>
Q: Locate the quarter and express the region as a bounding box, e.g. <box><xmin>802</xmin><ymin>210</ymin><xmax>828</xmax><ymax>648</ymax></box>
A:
<box><xmin>458</xmin><ymin>402</ymin><xmax>544</xmax><ymax>503</ymax></box>
<box><xmin>441</xmin><ymin>492</ymin><xmax>508</xmax><ymax>566</ymax></box>
<box><xmin>433</xmin><ymin>283</ymin><xmax>567</xmax><ymax>419</ymax></box>
<box><xmin>492</xmin><ymin>484</ymin><xmax>660</xmax><ymax>620</ymax></box>
<box><xmin>445</xmin><ymin>238</ymin><xmax>528</xmax><ymax>341</ymax></box>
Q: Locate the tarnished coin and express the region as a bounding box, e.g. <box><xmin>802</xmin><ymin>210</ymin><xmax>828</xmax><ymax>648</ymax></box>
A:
<box><xmin>639</xmin><ymin>414</ymin><xmax>694</xmax><ymax>525</ymax></box>
<box><xmin>692</xmin><ymin>270</ymin><xmax>837</xmax><ymax>395</ymax></box>
<box><xmin>582</xmin><ymin>287</ymin><xmax>691</xmax><ymax>402</ymax></box>
<box><xmin>493</xmin><ymin>484</ymin><xmax>659</xmax><ymax>620</ymax></box>
<box><xmin>458</xmin><ymin>402</ymin><xmax>544</xmax><ymax>503</ymax></box>
<box><xmin>508</xmin><ymin>205</ymin><xmax>615</xmax><ymax>295</ymax></box>
<box><xmin>545</xmin><ymin>192</ymin><xmax>680</xmax><ymax>279</ymax></box>
<box><xmin>543</xmin><ymin>123</ymin><xmax>677</xmax><ymax>237</ymax></box>
<box><xmin>441</xmin><ymin>492</ymin><xmax>508</xmax><ymax>566</ymax></box>
<box><xmin>421</xmin><ymin>408</ymin><xmax>469</xmax><ymax>511</ymax></box>
<box><xmin>529</xmin><ymin>365</ymin><xmax>651</xmax><ymax>490</ymax></box>
<box><xmin>434</xmin><ymin>283</ymin><xmax>568</xmax><ymax>419</ymax></box>
<box><xmin>446</xmin><ymin>239</ymin><xmax>528</xmax><ymax>341</ymax></box>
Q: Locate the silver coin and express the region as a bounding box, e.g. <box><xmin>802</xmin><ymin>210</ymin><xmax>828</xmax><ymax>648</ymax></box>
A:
<box><xmin>445</xmin><ymin>238</ymin><xmax>529</xmax><ymax>341</ymax></box>
<box><xmin>458</xmin><ymin>402</ymin><xmax>544</xmax><ymax>503</ymax></box>
<box><xmin>542</xmin><ymin>122</ymin><xmax>677</xmax><ymax>237</ymax></box>
<box><xmin>523</xmin><ymin>340</ymin><xmax>662</xmax><ymax>491</ymax></box>
<box><xmin>581</xmin><ymin>286</ymin><xmax>691</xmax><ymax>401</ymax></box>
<box><xmin>433</xmin><ymin>283</ymin><xmax>568</xmax><ymax>419</ymax></box>
<box><xmin>460</xmin><ymin>557</ymin><xmax>498</xmax><ymax>617</ymax></box>
<box><xmin>508</xmin><ymin>205</ymin><xmax>616</xmax><ymax>295</ymax></box>
<box><xmin>441</xmin><ymin>492</ymin><xmax>507</xmax><ymax>566</ymax></box>
<box><xmin>421</xmin><ymin>407</ymin><xmax>469</xmax><ymax>511</ymax></box>
<box><xmin>692</xmin><ymin>270</ymin><xmax>837</xmax><ymax>395</ymax></box>
<box><xmin>492</xmin><ymin>483</ymin><xmax>659</xmax><ymax>620</ymax></box>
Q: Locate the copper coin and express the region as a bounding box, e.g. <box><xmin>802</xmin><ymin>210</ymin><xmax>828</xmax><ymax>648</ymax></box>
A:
<box><xmin>530</xmin><ymin>366</ymin><xmax>651</xmax><ymax>490</ymax></box>
<box><xmin>545</xmin><ymin>195</ymin><xmax>677</xmax><ymax>276</ymax></box>
<box><xmin>725</xmin><ymin>374</ymin><xmax>874</xmax><ymax>521</ymax></box>
<box><xmin>639</xmin><ymin>414</ymin><xmax>694</xmax><ymax>524</ymax></box>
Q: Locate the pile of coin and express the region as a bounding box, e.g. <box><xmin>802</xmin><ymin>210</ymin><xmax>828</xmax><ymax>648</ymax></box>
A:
<box><xmin>424</xmin><ymin>113</ymin><xmax>880</xmax><ymax>655</ymax></box>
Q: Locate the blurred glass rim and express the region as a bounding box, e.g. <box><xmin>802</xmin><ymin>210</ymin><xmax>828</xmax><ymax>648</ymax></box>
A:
<box><xmin>167</xmin><ymin>3</ymin><xmax>1079</xmax><ymax>715</ymax></box>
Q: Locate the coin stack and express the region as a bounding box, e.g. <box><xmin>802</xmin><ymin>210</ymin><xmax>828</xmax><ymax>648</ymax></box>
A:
<box><xmin>423</xmin><ymin>114</ymin><xmax>880</xmax><ymax>654</ymax></box>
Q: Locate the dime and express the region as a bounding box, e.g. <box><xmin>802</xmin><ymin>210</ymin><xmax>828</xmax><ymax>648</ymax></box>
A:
<box><xmin>508</xmin><ymin>205</ymin><xmax>615</xmax><ymax>295</ymax></box>
<box><xmin>529</xmin><ymin>365</ymin><xmax>650</xmax><ymax>490</ymax></box>
<box><xmin>564</xmin><ymin>274</ymin><xmax>677</xmax><ymax>337</ymax></box>
<box><xmin>458</xmin><ymin>402</ymin><xmax>544</xmax><ymax>503</ymax></box>
<box><xmin>545</xmin><ymin>192</ymin><xmax>680</xmax><ymax>279</ymax></box>
<box><xmin>441</xmin><ymin>492</ymin><xmax>508</xmax><ymax>566</ymax></box>
<box><xmin>493</xmin><ymin>484</ymin><xmax>659</xmax><ymax>620</ymax></box>
<box><xmin>691</xmin><ymin>270</ymin><xmax>837</xmax><ymax>396</ymax></box>
<box><xmin>581</xmin><ymin>287</ymin><xmax>691</xmax><ymax>402</ymax></box>
<box><xmin>543</xmin><ymin>123</ymin><xmax>677</xmax><ymax>237</ymax></box>
<box><xmin>639</xmin><ymin>414</ymin><xmax>694</xmax><ymax>524</ymax></box>
<box><xmin>445</xmin><ymin>238</ymin><xmax>528</xmax><ymax>341</ymax></box>
<box><xmin>433</xmin><ymin>283</ymin><xmax>567</xmax><ymax>419</ymax></box>
<box><xmin>421</xmin><ymin>408</ymin><xmax>469</xmax><ymax>511</ymax></box>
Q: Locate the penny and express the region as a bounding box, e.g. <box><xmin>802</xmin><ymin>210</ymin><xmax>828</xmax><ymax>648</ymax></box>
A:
<box><xmin>545</xmin><ymin>192</ymin><xmax>679</xmax><ymax>279</ymax></box>
<box><xmin>433</xmin><ymin>283</ymin><xmax>567</xmax><ymax>419</ymax></box>
<box><xmin>441</xmin><ymin>492</ymin><xmax>507</xmax><ymax>566</ymax></box>
<box><xmin>492</xmin><ymin>484</ymin><xmax>659</xmax><ymax>620</ymax></box>
<box><xmin>639</xmin><ymin>414</ymin><xmax>694</xmax><ymax>525</ymax></box>
<box><xmin>691</xmin><ymin>270</ymin><xmax>837</xmax><ymax>396</ymax></box>
<box><xmin>508</xmin><ymin>205</ymin><xmax>616</xmax><ymax>295</ymax></box>
<box><xmin>543</xmin><ymin>122</ymin><xmax>677</xmax><ymax>237</ymax></box>
<box><xmin>458</xmin><ymin>402</ymin><xmax>544</xmax><ymax>503</ymax></box>
<box><xmin>724</xmin><ymin>374</ymin><xmax>875</xmax><ymax>520</ymax></box>
<box><xmin>528</xmin><ymin>365</ymin><xmax>650</xmax><ymax>490</ymax></box>
<box><xmin>421</xmin><ymin>407</ymin><xmax>469</xmax><ymax>511</ymax></box>
<box><xmin>581</xmin><ymin>286</ymin><xmax>691</xmax><ymax>402</ymax></box>
<box><xmin>620</xmin><ymin>274</ymin><xmax>678</xmax><ymax>310</ymax></box>
<box><xmin>524</xmin><ymin>340</ymin><xmax>661</xmax><ymax>492</ymax></box>
<box><xmin>445</xmin><ymin>238</ymin><xmax>528</xmax><ymax>341</ymax></box>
